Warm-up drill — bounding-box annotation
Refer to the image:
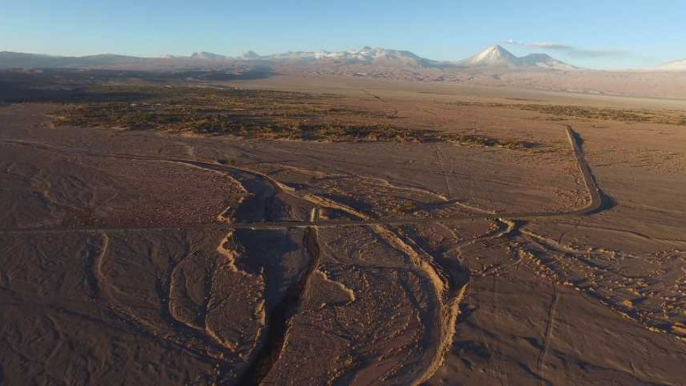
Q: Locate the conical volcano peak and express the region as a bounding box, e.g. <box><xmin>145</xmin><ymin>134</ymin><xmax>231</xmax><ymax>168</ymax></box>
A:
<box><xmin>463</xmin><ymin>45</ymin><xmax>518</xmax><ymax>66</ymax></box>
<box><xmin>460</xmin><ymin>44</ymin><xmax>574</xmax><ymax>69</ymax></box>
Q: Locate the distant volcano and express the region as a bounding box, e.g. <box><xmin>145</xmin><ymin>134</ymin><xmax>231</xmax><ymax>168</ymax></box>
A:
<box><xmin>460</xmin><ymin>45</ymin><xmax>575</xmax><ymax>69</ymax></box>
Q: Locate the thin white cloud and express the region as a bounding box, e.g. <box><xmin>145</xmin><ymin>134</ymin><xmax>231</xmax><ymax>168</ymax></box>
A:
<box><xmin>528</xmin><ymin>42</ymin><xmax>575</xmax><ymax>50</ymax></box>
<box><xmin>503</xmin><ymin>40</ymin><xmax>631</xmax><ymax>58</ymax></box>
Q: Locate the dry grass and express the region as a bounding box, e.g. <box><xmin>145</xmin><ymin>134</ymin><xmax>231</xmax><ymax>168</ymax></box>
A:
<box><xmin>444</xmin><ymin>101</ymin><xmax>686</xmax><ymax>126</ymax></box>
<box><xmin>50</xmin><ymin>85</ymin><xmax>538</xmax><ymax>149</ymax></box>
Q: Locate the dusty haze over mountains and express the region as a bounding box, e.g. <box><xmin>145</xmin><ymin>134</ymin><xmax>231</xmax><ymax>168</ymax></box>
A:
<box><xmin>0</xmin><ymin>45</ymin><xmax>540</xmax><ymax>69</ymax></box>
<box><xmin>3</xmin><ymin>44</ymin><xmax>685</xmax><ymax>70</ymax></box>
<box><xmin>3</xmin><ymin>44</ymin><xmax>686</xmax><ymax>99</ymax></box>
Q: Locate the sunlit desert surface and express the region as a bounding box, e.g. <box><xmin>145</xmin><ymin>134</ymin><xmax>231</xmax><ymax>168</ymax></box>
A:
<box><xmin>1</xmin><ymin>71</ymin><xmax>686</xmax><ymax>385</ymax></box>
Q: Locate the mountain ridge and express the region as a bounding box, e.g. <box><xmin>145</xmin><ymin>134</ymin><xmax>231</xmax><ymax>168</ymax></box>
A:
<box><xmin>460</xmin><ymin>45</ymin><xmax>575</xmax><ymax>69</ymax></box>
<box><xmin>248</xmin><ymin>47</ymin><xmax>445</xmax><ymax>68</ymax></box>
<box><xmin>2</xmin><ymin>46</ymin><xmax>683</xmax><ymax>72</ymax></box>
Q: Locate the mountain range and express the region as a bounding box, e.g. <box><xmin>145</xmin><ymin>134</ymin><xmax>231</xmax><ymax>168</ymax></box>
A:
<box><xmin>0</xmin><ymin>45</ymin><xmax>683</xmax><ymax>72</ymax></box>
<box><xmin>243</xmin><ymin>46</ymin><xmax>443</xmax><ymax>68</ymax></box>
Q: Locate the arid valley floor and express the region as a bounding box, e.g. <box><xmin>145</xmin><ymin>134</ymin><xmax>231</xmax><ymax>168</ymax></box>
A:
<box><xmin>1</xmin><ymin>70</ymin><xmax>686</xmax><ymax>385</ymax></box>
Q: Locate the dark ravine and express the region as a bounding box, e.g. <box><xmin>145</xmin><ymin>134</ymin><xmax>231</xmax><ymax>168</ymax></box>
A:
<box><xmin>397</xmin><ymin>226</ymin><xmax>469</xmax><ymax>296</ymax></box>
<box><xmin>238</xmin><ymin>213</ymin><xmax>321</xmax><ymax>385</ymax></box>
<box><xmin>83</xmin><ymin>234</ymin><xmax>108</xmax><ymax>299</ymax></box>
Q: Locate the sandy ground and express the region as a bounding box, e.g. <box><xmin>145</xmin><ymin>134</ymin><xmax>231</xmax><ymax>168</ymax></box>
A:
<box><xmin>1</xmin><ymin>75</ymin><xmax>685</xmax><ymax>385</ymax></box>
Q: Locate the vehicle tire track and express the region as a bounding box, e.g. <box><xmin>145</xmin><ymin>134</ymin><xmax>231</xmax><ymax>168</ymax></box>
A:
<box><xmin>491</xmin><ymin>274</ymin><xmax>509</xmax><ymax>386</ymax></box>
<box><xmin>537</xmin><ymin>284</ymin><xmax>559</xmax><ymax>386</ymax></box>
<box><xmin>434</xmin><ymin>143</ymin><xmax>453</xmax><ymax>198</ymax></box>
<box><xmin>361</xmin><ymin>89</ymin><xmax>398</xmax><ymax>117</ymax></box>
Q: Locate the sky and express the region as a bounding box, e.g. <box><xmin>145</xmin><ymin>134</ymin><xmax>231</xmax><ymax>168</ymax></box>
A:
<box><xmin>1</xmin><ymin>0</ymin><xmax>685</xmax><ymax>69</ymax></box>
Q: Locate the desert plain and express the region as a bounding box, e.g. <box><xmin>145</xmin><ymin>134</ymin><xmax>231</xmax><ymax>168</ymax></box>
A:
<box><xmin>1</xmin><ymin>68</ymin><xmax>686</xmax><ymax>386</ymax></box>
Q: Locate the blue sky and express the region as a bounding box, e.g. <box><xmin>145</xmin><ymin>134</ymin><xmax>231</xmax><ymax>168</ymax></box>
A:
<box><xmin>1</xmin><ymin>0</ymin><xmax>684</xmax><ymax>68</ymax></box>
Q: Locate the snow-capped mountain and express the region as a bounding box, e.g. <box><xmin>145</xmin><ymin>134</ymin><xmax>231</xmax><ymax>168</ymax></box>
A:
<box><xmin>656</xmin><ymin>58</ymin><xmax>686</xmax><ymax>71</ymax></box>
<box><xmin>517</xmin><ymin>53</ymin><xmax>575</xmax><ymax>69</ymax></box>
<box><xmin>242</xmin><ymin>51</ymin><xmax>261</xmax><ymax>59</ymax></box>
<box><xmin>190</xmin><ymin>51</ymin><xmax>227</xmax><ymax>60</ymax></box>
<box><xmin>254</xmin><ymin>47</ymin><xmax>442</xmax><ymax>68</ymax></box>
<box><xmin>158</xmin><ymin>52</ymin><xmax>228</xmax><ymax>60</ymax></box>
<box><xmin>460</xmin><ymin>45</ymin><xmax>575</xmax><ymax>69</ymax></box>
<box><xmin>461</xmin><ymin>45</ymin><xmax>519</xmax><ymax>66</ymax></box>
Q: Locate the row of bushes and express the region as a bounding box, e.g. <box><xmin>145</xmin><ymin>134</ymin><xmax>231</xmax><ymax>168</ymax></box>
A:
<box><xmin>444</xmin><ymin>100</ymin><xmax>686</xmax><ymax>126</ymax></box>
